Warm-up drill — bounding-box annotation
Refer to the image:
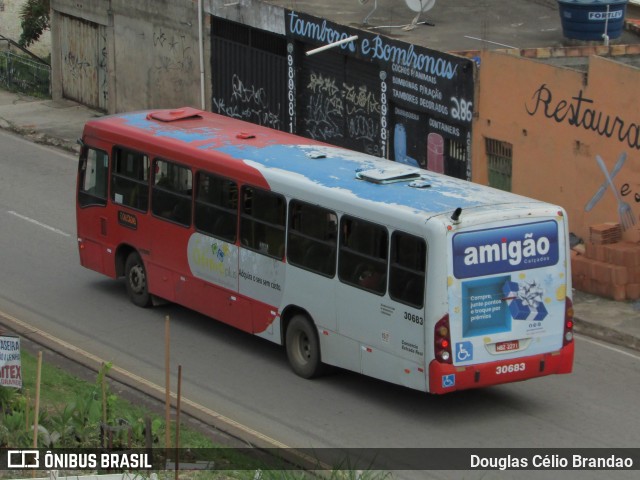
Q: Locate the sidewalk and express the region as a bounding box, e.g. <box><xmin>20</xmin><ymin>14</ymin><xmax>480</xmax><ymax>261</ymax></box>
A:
<box><xmin>1</xmin><ymin>88</ymin><xmax>640</xmax><ymax>353</ymax></box>
<box><xmin>0</xmin><ymin>89</ymin><xmax>101</xmax><ymax>154</ymax></box>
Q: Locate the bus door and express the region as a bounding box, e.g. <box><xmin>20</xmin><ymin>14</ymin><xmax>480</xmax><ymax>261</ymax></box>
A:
<box><xmin>446</xmin><ymin>217</ymin><xmax>567</xmax><ymax>375</ymax></box>
<box><xmin>77</xmin><ymin>139</ymin><xmax>112</xmax><ymax>275</ymax></box>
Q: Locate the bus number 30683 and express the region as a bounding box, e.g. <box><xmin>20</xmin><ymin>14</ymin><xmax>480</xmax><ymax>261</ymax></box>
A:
<box><xmin>496</xmin><ymin>363</ymin><xmax>526</xmax><ymax>375</ymax></box>
<box><xmin>404</xmin><ymin>312</ymin><xmax>424</xmax><ymax>325</ymax></box>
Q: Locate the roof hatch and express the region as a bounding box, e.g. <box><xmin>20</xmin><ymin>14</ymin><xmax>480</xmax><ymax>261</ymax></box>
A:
<box><xmin>356</xmin><ymin>166</ymin><xmax>421</xmax><ymax>184</ymax></box>
<box><xmin>146</xmin><ymin>107</ymin><xmax>202</xmax><ymax>122</ymax></box>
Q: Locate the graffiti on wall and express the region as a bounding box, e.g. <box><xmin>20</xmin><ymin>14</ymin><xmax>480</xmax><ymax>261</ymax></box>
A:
<box><xmin>585</xmin><ymin>152</ymin><xmax>639</xmax><ymax>231</ymax></box>
<box><xmin>99</xmin><ymin>32</ymin><xmax>108</xmax><ymax>105</ymax></box>
<box><xmin>212</xmin><ymin>74</ymin><xmax>281</xmax><ymax>130</ymax></box>
<box><xmin>64</xmin><ymin>52</ymin><xmax>92</xmax><ymax>80</ymax></box>
<box><xmin>303</xmin><ymin>71</ymin><xmax>381</xmax><ymax>155</ymax></box>
<box><xmin>304</xmin><ymin>72</ymin><xmax>344</xmax><ymax>142</ymax></box>
<box><xmin>345</xmin><ymin>82</ymin><xmax>381</xmax><ymax>154</ymax></box>
<box><xmin>152</xmin><ymin>27</ymin><xmax>194</xmax><ymax>91</ymax></box>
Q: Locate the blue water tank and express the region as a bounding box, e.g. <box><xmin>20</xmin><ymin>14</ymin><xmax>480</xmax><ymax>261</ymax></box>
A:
<box><xmin>557</xmin><ymin>0</ymin><xmax>628</xmax><ymax>41</ymax></box>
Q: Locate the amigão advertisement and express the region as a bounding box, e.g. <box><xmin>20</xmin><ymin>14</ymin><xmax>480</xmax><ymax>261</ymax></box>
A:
<box><xmin>447</xmin><ymin>220</ymin><xmax>568</xmax><ymax>366</ymax></box>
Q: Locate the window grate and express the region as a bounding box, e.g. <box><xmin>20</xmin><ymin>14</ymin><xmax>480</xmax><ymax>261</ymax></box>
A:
<box><xmin>485</xmin><ymin>138</ymin><xmax>512</xmax><ymax>192</ymax></box>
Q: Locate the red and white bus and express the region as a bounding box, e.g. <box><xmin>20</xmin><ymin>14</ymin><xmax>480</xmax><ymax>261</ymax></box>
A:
<box><xmin>76</xmin><ymin>107</ymin><xmax>574</xmax><ymax>394</ymax></box>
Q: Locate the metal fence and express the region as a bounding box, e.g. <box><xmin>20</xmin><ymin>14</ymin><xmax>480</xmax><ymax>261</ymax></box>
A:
<box><xmin>0</xmin><ymin>50</ymin><xmax>51</xmax><ymax>97</ymax></box>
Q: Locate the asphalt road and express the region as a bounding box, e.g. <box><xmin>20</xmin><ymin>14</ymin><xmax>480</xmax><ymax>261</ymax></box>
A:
<box><xmin>1</xmin><ymin>129</ymin><xmax>639</xmax><ymax>479</ymax></box>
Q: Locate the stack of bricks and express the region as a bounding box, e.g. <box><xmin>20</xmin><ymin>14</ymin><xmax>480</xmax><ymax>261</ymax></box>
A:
<box><xmin>571</xmin><ymin>223</ymin><xmax>640</xmax><ymax>301</ymax></box>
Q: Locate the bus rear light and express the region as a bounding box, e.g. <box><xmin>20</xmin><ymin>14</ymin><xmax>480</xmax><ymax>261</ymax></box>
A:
<box><xmin>563</xmin><ymin>297</ymin><xmax>574</xmax><ymax>346</ymax></box>
<box><xmin>437</xmin><ymin>325</ymin><xmax>449</xmax><ymax>337</ymax></box>
<box><xmin>434</xmin><ymin>314</ymin><xmax>453</xmax><ymax>364</ymax></box>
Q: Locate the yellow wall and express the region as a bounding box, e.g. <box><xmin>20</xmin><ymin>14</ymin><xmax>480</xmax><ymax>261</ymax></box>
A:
<box><xmin>473</xmin><ymin>51</ymin><xmax>640</xmax><ymax>241</ymax></box>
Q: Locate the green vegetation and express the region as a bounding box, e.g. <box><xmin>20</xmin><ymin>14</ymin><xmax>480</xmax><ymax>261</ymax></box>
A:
<box><xmin>19</xmin><ymin>0</ymin><xmax>51</xmax><ymax>48</ymax></box>
<box><xmin>0</xmin><ymin>350</ymin><xmax>392</xmax><ymax>479</ymax></box>
<box><xmin>0</xmin><ymin>353</ymin><xmax>208</xmax><ymax>449</ymax></box>
<box><xmin>0</xmin><ymin>51</ymin><xmax>51</xmax><ymax>98</ymax></box>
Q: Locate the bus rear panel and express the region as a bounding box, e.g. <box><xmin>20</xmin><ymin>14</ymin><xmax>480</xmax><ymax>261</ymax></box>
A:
<box><xmin>429</xmin><ymin>209</ymin><xmax>574</xmax><ymax>393</ymax></box>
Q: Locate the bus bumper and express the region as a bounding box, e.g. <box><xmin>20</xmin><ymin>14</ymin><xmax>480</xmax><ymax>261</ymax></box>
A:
<box><xmin>428</xmin><ymin>341</ymin><xmax>574</xmax><ymax>394</ymax></box>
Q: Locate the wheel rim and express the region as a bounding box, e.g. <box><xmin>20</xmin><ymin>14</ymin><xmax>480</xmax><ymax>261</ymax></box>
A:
<box><xmin>129</xmin><ymin>264</ymin><xmax>146</xmax><ymax>295</ymax></box>
<box><xmin>294</xmin><ymin>330</ymin><xmax>311</xmax><ymax>365</ymax></box>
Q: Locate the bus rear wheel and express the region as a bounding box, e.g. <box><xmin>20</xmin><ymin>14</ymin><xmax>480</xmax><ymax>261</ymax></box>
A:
<box><xmin>286</xmin><ymin>314</ymin><xmax>323</xmax><ymax>379</ymax></box>
<box><xmin>125</xmin><ymin>252</ymin><xmax>151</xmax><ymax>307</ymax></box>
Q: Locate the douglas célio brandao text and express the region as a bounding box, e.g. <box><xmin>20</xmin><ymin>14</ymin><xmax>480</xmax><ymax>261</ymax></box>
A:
<box><xmin>470</xmin><ymin>453</ymin><xmax>634</xmax><ymax>470</ymax></box>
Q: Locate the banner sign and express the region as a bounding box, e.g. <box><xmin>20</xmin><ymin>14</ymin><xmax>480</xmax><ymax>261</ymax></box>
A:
<box><xmin>286</xmin><ymin>10</ymin><xmax>474</xmax><ymax>177</ymax></box>
<box><xmin>285</xmin><ymin>10</ymin><xmax>474</xmax><ymax>138</ymax></box>
<box><xmin>452</xmin><ymin>221</ymin><xmax>559</xmax><ymax>279</ymax></box>
<box><xmin>0</xmin><ymin>335</ymin><xmax>22</xmax><ymax>389</ymax></box>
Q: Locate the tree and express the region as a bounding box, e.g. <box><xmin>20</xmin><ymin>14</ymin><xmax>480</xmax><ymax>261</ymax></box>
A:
<box><xmin>19</xmin><ymin>0</ymin><xmax>51</xmax><ymax>48</ymax></box>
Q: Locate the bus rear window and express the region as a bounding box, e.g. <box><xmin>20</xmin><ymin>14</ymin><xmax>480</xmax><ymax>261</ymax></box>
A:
<box><xmin>389</xmin><ymin>231</ymin><xmax>426</xmax><ymax>308</ymax></box>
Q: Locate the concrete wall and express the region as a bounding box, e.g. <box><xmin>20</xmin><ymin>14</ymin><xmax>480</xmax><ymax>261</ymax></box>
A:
<box><xmin>206</xmin><ymin>0</ymin><xmax>284</xmax><ymax>34</ymax></box>
<box><xmin>51</xmin><ymin>0</ymin><xmax>207</xmax><ymax>112</ymax></box>
<box><xmin>473</xmin><ymin>50</ymin><xmax>640</xmax><ymax>241</ymax></box>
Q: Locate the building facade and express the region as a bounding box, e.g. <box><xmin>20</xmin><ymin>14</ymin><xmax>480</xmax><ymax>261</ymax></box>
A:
<box><xmin>49</xmin><ymin>0</ymin><xmax>640</xmax><ymax>242</ymax></box>
<box><xmin>472</xmin><ymin>49</ymin><xmax>640</xmax><ymax>241</ymax></box>
<box><xmin>49</xmin><ymin>0</ymin><xmax>475</xmax><ymax>180</ymax></box>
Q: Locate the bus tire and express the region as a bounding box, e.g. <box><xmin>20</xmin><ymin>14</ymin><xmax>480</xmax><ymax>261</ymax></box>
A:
<box><xmin>125</xmin><ymin>252</ymin><xmax>152</xmax><ymax>308</ymax></box>
<box><xmin>286</xmin><ymin>314</ymin><xmax>323</xmax><ymax>379</ymax></box>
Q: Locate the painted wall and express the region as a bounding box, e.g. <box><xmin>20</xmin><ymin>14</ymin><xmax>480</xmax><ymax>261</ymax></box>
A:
<box><xmin>473</xmin><ymin>50</ymin><xmax>640</xmax><ymax>241</ymax></box>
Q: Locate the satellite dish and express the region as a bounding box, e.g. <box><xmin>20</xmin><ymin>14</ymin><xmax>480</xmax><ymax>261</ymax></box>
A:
<box><xmin>403</xmin><ymin>0</ymin><xmax>436</xmax><ymax>30</ymax></box>
<box><xmin>405</xmin><ymin>0</ymin><xmax>436</xmax><ymax>13</ymax></box>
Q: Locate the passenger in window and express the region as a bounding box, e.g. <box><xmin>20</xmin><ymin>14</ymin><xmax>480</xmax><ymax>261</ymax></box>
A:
<box><xmin>358</xmin><ymin>265</ymin><xmax>383</xmax><ymax>289</ymax></box>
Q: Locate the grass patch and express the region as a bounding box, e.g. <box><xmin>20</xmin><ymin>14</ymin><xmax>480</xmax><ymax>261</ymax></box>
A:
<box><xmin>1</xmin><ymin>350</ymin><xmax>216</xmax><ymax>449</ymax></box>
<box><xmin>1</xmin><ymin>351</ymin><xmax>391</xmax><ymax>479</ymax></box>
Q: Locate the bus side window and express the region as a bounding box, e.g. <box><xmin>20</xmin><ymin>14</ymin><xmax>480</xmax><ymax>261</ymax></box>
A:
<box><xmin>338</xmin><ymin>216</ymin><xmax>388</xmax><ymax>295</ymax></box>
<box><xmin>78</xmin><ymin>147</ymin><xmax>109</xmax><ymax>207</ymax></box>
<box><xmin>151</xmin><ymin>159</ymin><xmax>193</xmax><ymax>226</ymax></box>
<box><xmin>389</xmin><ymin>232</ymin><xmax>426</xmax><ymax>308</ymax></box>
<box><xmin>194</xmin><ymin>171</ymin><xmax>238</xmax><ymax>242</ymax></box>
<box><xmin>287</xmin><ymin>200</ymin><xmax>337</xmax><ymax>277</ymax></box>
<box><xmin>111</xmin><ymin>147</ymin><xmax>150</xmax><ymax>212</ymax></box>
<box><xmin>240</xmin><ymin>186</ymin><xmax>285</xmax><ymax>259</ymax></box>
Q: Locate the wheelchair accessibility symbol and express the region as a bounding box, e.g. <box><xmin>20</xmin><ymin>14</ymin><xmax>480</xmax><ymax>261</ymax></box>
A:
<box><xmin>456</xmin><ymin>341</ymin><xmax>473</xmax><ymax>362</ymax></box>
<box><xmin>442</xmin><ymin>374</ymin><xmax>455</xmax><ymax>388</ymax></box>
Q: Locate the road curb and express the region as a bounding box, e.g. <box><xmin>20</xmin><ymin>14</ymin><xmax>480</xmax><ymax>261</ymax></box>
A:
<box><xmin>0</xmin><ymin>120</ymin><xmax>80</xmax><ymax>154</ymax></box>
<box><xmin>573</xmin><ymin>316</ymin><xmax>640</xmax><ymax>352</ymax></box>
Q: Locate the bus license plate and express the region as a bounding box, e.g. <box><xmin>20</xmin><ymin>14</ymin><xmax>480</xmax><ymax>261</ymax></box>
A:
<box><xmin>496</xmin><ymin>340</ymin><xmax>519</xmax><ymax>352</ymax></box>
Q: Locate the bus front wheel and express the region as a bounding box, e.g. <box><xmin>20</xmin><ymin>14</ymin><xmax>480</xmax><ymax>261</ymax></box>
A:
<box><xmin>286</xmin><ymin>315</ymin><xmax>323</xmax><ymax>379</ymax></box>
<box><xmin>125</xmin><ymin>252</ymin><xmax>151</xmax><ymax>308</ymax></box>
